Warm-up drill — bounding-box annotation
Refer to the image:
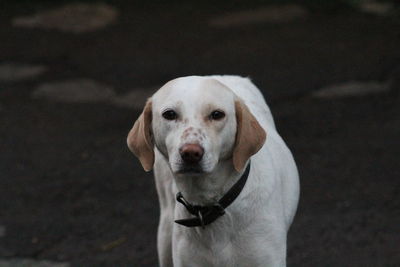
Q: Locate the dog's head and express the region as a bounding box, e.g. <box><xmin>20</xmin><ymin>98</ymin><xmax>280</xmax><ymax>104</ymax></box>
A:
<box><xmin>127</xmin><ymin>76</ymin><xmax>266</xmax><ymax>175</ymax></box>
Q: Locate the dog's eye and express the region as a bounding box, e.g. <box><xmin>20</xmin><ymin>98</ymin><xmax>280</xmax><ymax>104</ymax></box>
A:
<box><xmin>162</xmin><ymin>109</ymin><xmax>178</xmax><ymax>120</ymax></box>
<box><xmin>210</xmin><ymin>110</ymin><xmax>225</xmax><ymax>120</ymax></box>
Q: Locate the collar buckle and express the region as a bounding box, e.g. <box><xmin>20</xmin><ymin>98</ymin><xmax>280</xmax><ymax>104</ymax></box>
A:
<box><xmin>175</xmin><ymin>163</ymin><xmax>251</xmax><ymax>228</ymax></box>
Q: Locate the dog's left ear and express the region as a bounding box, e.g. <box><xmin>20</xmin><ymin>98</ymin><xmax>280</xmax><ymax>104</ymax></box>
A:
<box><xmin>233</xmin><ymin>100</ymin><xmax>266</xmax><ymax>172</ymax></box>
<box><xmin>127</xmin><ymin>100</ymin><xmax>154</xmax><ymax>172</ymax></box>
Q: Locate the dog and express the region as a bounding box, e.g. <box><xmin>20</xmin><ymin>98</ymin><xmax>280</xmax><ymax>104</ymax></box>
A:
<box><xmin>127</xmin><ymin>75</ymin><xmax>299</xmax><ymax>267</ymax></box>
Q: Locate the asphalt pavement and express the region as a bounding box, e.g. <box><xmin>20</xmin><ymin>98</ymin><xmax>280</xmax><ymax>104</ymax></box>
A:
<box><xmin>0</xmin><ymin>1</ymin><xmax>399</xmax><ymax>266</ymax></box>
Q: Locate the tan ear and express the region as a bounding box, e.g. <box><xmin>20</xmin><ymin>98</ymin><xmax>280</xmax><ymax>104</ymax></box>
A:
<box><xmin>233</xmin><ymin>100</ymin><xmax>266</xmax><ymax>172</ymax></box>
<box><xmin>127</xmin><ymin>100</ymin><xmax>154</xmax><ymax>171</ymax></box>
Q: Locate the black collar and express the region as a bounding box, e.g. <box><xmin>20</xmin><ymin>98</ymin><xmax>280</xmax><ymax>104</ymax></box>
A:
<box><xmin>174</xmin><ymin>163</ymin><xmax>251</xmax><ymax>228</ymax></box>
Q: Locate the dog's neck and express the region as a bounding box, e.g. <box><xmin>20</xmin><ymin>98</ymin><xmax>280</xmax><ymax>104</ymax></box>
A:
<box><xmin>173</xmin><ymin>160</ymin><xmax>246</xmax><ymax>206</ymax></box>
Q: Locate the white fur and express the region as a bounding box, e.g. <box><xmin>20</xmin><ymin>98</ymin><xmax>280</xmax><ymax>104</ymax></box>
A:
<box><xmin>148</xmin><ymin>75</ymin><xmax>299</xmax><ymax>267</ymax></box>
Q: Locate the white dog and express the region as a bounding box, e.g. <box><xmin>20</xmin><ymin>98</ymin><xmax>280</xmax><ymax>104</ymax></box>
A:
<box><xmin>127</xmin><ymin>75</ymin><xmax>299</xmax><ymax>267</ymax></box>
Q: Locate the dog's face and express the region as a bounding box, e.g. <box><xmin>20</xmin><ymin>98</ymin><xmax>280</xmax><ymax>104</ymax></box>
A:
<box><xmin>127</xmin><ymin>76</ymin><xmax>266</xmax><ymax>175</ymax></box>
<box><xmin>152</xmin><ymin>78</ymin><xmax>237</xmax><ymax>175</ymax></box>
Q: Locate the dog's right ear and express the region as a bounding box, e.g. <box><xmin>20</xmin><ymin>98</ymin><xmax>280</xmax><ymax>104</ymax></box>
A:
<box><xmin>127</xmin><ymin>100</ymin><xmax>154</xmax><ymax>172</ymax></box>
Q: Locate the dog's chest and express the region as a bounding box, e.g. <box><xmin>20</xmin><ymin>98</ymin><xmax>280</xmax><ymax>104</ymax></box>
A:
<box><xmin>174</xmin><ymin>230</ymin><xmax>235</xmax><ymax>266</ymax></box>
<box><xmin>173</xmin><ymin>225</ymin><xmax>268</xmax><ymax>267</ymax></box>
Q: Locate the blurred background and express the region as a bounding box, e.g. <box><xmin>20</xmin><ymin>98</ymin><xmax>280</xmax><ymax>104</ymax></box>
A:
<box><xmin>0</xmin><ymin>0</ymin><xmax>399</xmax><ymax>266</ymax></box>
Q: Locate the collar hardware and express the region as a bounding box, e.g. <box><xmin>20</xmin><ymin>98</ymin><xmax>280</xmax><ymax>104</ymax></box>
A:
<box><xmin>174</xmin><ymin>163</ymin><xmax>251</xmax><ymax>228</ymax></box>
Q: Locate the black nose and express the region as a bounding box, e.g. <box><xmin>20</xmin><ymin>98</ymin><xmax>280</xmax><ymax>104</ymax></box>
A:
<box><xmin>179</xmin><ymin>144</ymin><xmax>204</xmax><ymax>164</ymax></box>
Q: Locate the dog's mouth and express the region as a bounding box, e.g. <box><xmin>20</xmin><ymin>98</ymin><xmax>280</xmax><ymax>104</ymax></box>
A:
<box><xmin>171</xmin><ymin>152</ymin><xmax>215</xmax><ymax>175</ymax></box>
<box><xmin>176</xmin><ymin>165</ymin><xmax>205</xmax><ymax>174</ymax></box>
<box><xmin>176</xmin><ymin>164</ymin><xmax>204</xmax><ymax>175</ymax></box>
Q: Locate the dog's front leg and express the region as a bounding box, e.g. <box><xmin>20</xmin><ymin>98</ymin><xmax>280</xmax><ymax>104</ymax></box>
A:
<box><xmin>154</xmin><ymin>151</ymin><xmax>175</xmax><ymax>267</ymax></box>
<box><xmin>155</xmin><ymin>181</ymin><xmax>174</xmax><ymax>267</ymax></box>
<box><xmin>157</xmin><ymin>212</ymin><xmax>173</xmax><ymax>267</ymax></box>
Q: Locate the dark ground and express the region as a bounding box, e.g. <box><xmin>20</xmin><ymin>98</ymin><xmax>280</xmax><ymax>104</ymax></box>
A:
<box><xmin>0</xmin><ymin>1</ymin><xmax>399</xmax><ymax>266</ymax></box>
